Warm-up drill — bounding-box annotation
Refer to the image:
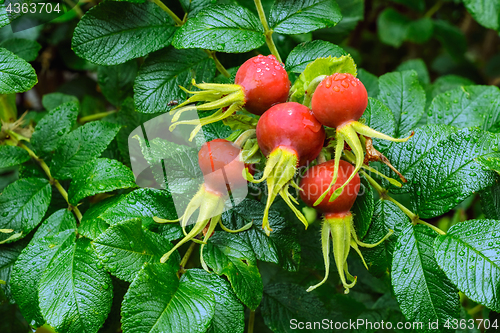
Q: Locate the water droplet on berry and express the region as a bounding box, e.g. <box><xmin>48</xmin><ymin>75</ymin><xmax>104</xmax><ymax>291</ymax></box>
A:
<box><xmin>336</xmin><ymin>73</ymin><xmax>346</xmax><ymax>80</ymax></box>
<box><xmin>324</xmin><ymin>78</ymin><xmax>332</xmax><ymax>88</ymax></box>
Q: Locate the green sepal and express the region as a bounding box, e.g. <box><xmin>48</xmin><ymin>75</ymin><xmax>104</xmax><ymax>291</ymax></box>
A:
<box><xmin>290</xmin><ymin>55</ymin><xmax>357</xmax><ymax>103</ymax></box>
<box><xmin>160</xmin><ymin>185</ymin><xmax>225</xmax><ymax>263</ymax></box>
<box><xmin>260</xmin><ymin>148</ymin><xmax>308</xmax><ymax>236</ymax></box>
<box><xmin>328</xmin><ymin>214</ymin><xmax>357</xmax><ymax>294</ymax></box>
<box><xmin>169</xmin><ymin>79</ymin><xmax>246</xmax><ymax>141</ymax></box>
<box><xmin>307</xmin><ymin>212</ymin><xmax>393</xmax><ymax>294</ymax></box>
<box><xmin>223</xmin><ymin>113</ymin><xmax>258</xmax><ymax>132</ymax></box>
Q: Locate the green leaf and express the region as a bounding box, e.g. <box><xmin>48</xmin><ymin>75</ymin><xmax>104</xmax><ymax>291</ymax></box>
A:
<box><xmin>0</xmin><ymin>38</ymin><xmax>41</xmax><ymax>62</ymax></box>
<box><xmin>396</xmin><ymin>58</ymin><xmax>430</xmax><ymax>85</ymax></box>
<box><xmin>480</xmin><ymin>183</ymin><xmax>500</xmax><ymax>219</ymax></box>
<box><xmin>290</xmin><ymin>55</ymin><xmax>357</xmax><ymax>103</ymax></box>
<box><xmin>39</xmin><ymin>238</ymin><xmax>113</xmax><ymax>333</ymax></box>
<box><xmin>179</xmin><ymin>0</ymin><xmax>212</xmax><ymax>17</ymax></box>
<box><xmin>268</xmin><ymin>0</ymin><xmax>342</xmax><ymax>35</ymax></box>
<box><xmin>121</xmin><ymin>262</ymin><xmax>215</xmax><ymax>333</ymax></box>
<box><xmin>93</xmin><ymin>219</ymin><xmax>178</xmax><ymax>282</ymax></box>
<box><xmin>0</xmin><ymin>178</ymin><xmax>51</xmax><ymax>243</ymax></box>
<box><xmin>352</xmin><ymin>176</ymin><xmax>374</xmax><ymax>239</ymax></box>
<box><xmin>221</xmin><ymin>198</ymin><xmax>301</xmax><ymax>272</ymax></box>
<box><xmin>135</xmin><ymin>136</ymin><xmax>202</xmax><ymax>195</ymax></box>
<box><xmin>428</xmin><ymin>86</ymin><xmax>500</xmax><ymax>131</ymax></box>
<box><xmin>0</xmin><ymin>47</ymin><xmax>37</xmax><ymax>94</ymax></box>
<box><xmin>386</xmin><ymin>126</ymin><xmax>500</xmax><ymax>218</ymax></box>
<box><xmin>0</xmin><ymin>7</ymin><xmax>9</xmax><ymax>29</ymax></box>
<box><xmin>384</xmin><ymin>125</ymin><xmax>458</xmax><ymax>190</ymax></box>
<box><xmin>429</xmin><ymin>75</ymin><xmax>474</xmax><ymax>101</ymax></box>
<box><xmin>183</xmin><ymin>269</ymin><xmax>245</xmax><ymax>333</ymax></box>
<box><xmin>357</xmin><ymin>68</ymin><xmax>379</xmax><ymax>98</ymax></box>
<box><xmin>0</xmin><ymin>237</ymin><xmax>29</xmax><ymax>303</ymax></box>
<box><xmin>434</xmin><ymin>219</ymin><xmax>500</xmax><ymax>311</ymax></box>
<box><xmin>97</xmin><ymin>60</ymin><xmax>138</xmax><ymax>106</ymax></box>
<box><xmin>223</xmin><ymin>114</ymin><xmax>258</xmax><ymax>132</ymax></box>
<box><xmin>99</xmin><ymin>188</ymin><xmax>179</xmax><ymax>229</ymax></box>
<box><xmin>0</xmin><ymin>145</ymin><xmax>30</xmax><ymax>168</ymax></box>
<box><xmin>202</xmin><ymin>121</ymin><xmax>233</xmax><ymax>142</ymax></box>
<box><xmin>72</xmin><ymin>2</ymin><xmax>176</xmax><ymax>65</ymax></box>
<box><xmin>11</xmin><ymin>211</ymin><xmax>76</xmax><ymax>327</ymax></box>
<box><xmin>78</xmin><ymin>196</ymin><xmax>123</xmax><ymax>240</ymax></box>
<box><xmin>433</xmin><ymin>20</ymin><xmax>467</xmax><ymax>59</ymax></box>
<box><xmin>360</xmin><ymin>97</ymin><xmax>396</xmax><ymax>151</ymax></box>
<box><xmin>362</xmin><ymin>200</ymin><xmax>411</xmax><ymax>277</ymax></box>
<box><xmin>261</xmin><ymin>283</ymin><xmax>328</xmax><ymax>333</ymax></box>
<box><xmin>377</xmin><ymin>70</ymin><xmax>425</xmax><ymax>137</ymax></box>
<box><xmin>392</xmin><ymin>225</ymin><xmax>460</xmax><ymax>332</ymax></box>
<box><xmin>463</xmin><ymin>0</ymin><xmax>500</xmax><ymax>30</ymax></box>
<box><xmin>377</xmin><ymin>8</ymin><xmax>409</xmax><ymax>48</ymax></box>
<box><xmin>477</xmin><ymin>156</ymin><xmax>500</xmax><ymax>175</ymax></box>
<box><xmin>41</xmin><ymin>92</ymin><xmax>79</xmax><ymax>111</ymax></box>
<box><xmin>203</xmin><ymin>232</ymin><xmax>263</xmax><ymax>310</ymax></box>
<box><xmin>285</xmin><ymin>40</ymin><xmax>347</xmax><ymax>73</ymax></box>
<box><xmin>31</xmin><ymin>101</ymin><xmax>79</xmax><ymax>155</ymax></box>
<box><xmin>79</xmin><ymin>189</ymin><xmax>182</xmax><ymax>241</ymax></box>
<box><xmin>68</xmin><ymin>158</ymin><xmax>136</xmax><ymax>205</ymax></box>
<box><xmin>101</xmin><ymin>97</ymin><xmax>155</xmax><ymax>165</ymax></box>
<box><xmin>318</xmin><ymin>0</ymin><xmax>363</xmax><ymax>39</ymax></box>
<box><xmin>172</xmin><ymin>4</ymin><xmax>265</xmax><ymax>53</ymax></box>
<box><xmin>30</xmin><ymin>209</ymin><xmax>74</xmax><ymax>239</ymax></box>
<box><xmin>406</xmin><ymin>18</ymin><xmax>434</xmax><ymax>44</ymax></box>
<box><xmin>134</xmin><ymin>47</ymin><xmax>215</xmax><ymax>114</ymax></box>
<box><xmin>50</xmin><ymin>121</ymin><xmax>121</xmax><ymax>180</ymax></box>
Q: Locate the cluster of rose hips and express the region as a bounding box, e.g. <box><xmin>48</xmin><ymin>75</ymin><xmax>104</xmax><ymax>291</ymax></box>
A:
<box><xmin>158</xmin><ymin>54</ymin><xmax>410</xmax><ymax>293</ymax></box>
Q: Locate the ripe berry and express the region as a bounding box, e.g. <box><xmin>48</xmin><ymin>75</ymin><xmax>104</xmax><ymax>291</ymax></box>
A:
<box><xmin>198</xmin><ymin>139</ymin><xmax>246</xmax><ymax>195</ymax></box>
<box><xmin>235</xmin><ymin>55</ymin><xmax>290</xmax><ymax>115</ymax></box>
<box><xmin>311</xmin><ymin>73</ymin><xmax>367</xmax><ymax>128</ymax></box>
<box><xmin>300</xmin><ymin>160</ymin><xmax>360</xmax><ymax>217</ymax></box>
<box><xmin>299</xmin><ymin>159</ymin><xmax>392</xmax><ymax>294</ymax></box>
<box><xmin>251</xmin><ymin>102</ymin><xmax>325</xmax><ymax>235</ymax></box>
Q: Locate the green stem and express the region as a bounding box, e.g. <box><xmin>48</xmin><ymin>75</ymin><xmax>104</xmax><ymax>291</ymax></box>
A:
<box><xmin>360</xmin><ymin>170</ymin><xmax>446</xmax><ymax>235</ymax></box>
<box><xmin>153</xmin><ymin>3</ymin><xmax>230</xmax><ymax>78</ymax></box>
<box><xmin>254</xmin><ymin>0</ymin><xmax>282</xmax><ymax>62</ymax></box>
<box><xmin>152</xmin><ymin>0</ymin><xmax>183</xmax><ymax>25</ymax></box>
<box><xmin>424</xmin><ymin>0</ymin><xmax>443</xmax><ymax>18</ymax></box>
<box><xmin>204</xmin><ymin>50</ymin><xmax>230</xmax><ymax>78</ymax></box>
<box><xmin>18</xmin><ymin>143</ymin><xmax>83</xmax><ymax>222</ymax></box>
<box><xmin>467</xmin><ymin>304</ymin><xmax>483</xmax><ymax>316</ymax></box>
<box><xmin>79</xmin><ymin>110</ymin><xmax>117</xmax><ymax>124</ymax></box>
<box><xmin>5</xmin><ymin>129</ymin><xmax>30</xmax><ymax>142</ymax></box>
<box><xmin>385</xmin><ymin>196</ymin><xmax>418</xmax><ymax>221</ymax></box>
<box><xmin>248</xmin><ymin>310</ymin><xmax>255</xmax><ymax>333</ymax></box>
<box><xmin>416</xmin><ymin>219</ymin><xmax>446</xmax><ymax>235</ymax></box>
<box><xmin>179</xmin><ymin>241</ymin><xmax>197</xmax><ymax>270</ymax></box>
<box><xmin>360</xmin><ymin>170</ymin><xmax>417</xmax><ymax>220</ymax></box>
<box><xmin>63</xmin><ymin>0</ymin><xmax>83</xmax><ymax>18</ymax></box>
